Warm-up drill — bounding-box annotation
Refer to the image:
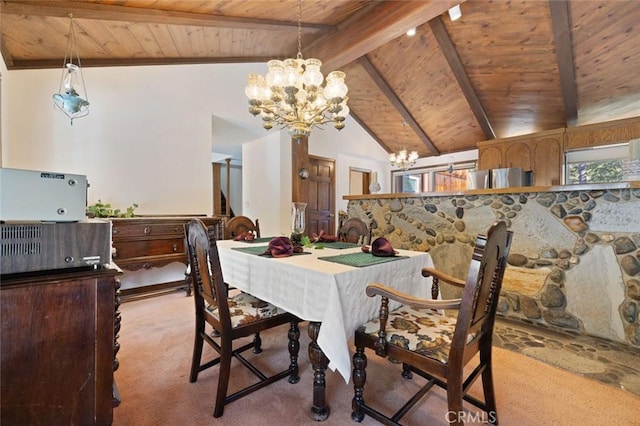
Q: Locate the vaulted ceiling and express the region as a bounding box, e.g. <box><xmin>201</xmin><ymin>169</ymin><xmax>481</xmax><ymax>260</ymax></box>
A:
<box><xmin>2</xmin><ymin>0</ymin><xmax>640</xmax><ymax>159</ymax></box>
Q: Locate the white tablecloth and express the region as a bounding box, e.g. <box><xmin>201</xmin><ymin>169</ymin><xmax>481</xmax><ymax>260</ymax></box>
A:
<box><xmin>216</xmin><ymin>239</ymin><xmax>434</xmax><ymax>383</ymax></box>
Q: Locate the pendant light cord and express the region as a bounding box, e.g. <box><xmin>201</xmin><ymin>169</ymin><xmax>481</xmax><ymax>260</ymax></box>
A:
<box><xmin>297</xmin><ymin>0</ymin><xmax>303</xmax><ymax>59</ymax></box>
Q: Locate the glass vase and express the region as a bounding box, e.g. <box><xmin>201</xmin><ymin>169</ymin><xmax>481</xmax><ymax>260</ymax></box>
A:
<box><xmin>291</xmin><ymin>202</ymin><xmax>307</xmax><ymax>235</ymax></box>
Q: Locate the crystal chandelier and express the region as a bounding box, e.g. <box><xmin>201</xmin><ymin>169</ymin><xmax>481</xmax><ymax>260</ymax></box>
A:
<box><xmin>52</xmin><ymin>13</ymin><xmax>90</xmax><ymax>125</ymax></box>
<box><xmin>390</xmin><ymin>121</ymin><xmax>418</xmax><ymax>170</ymax></box>
<box><xmin>244</xmin><ymin>1</ymin><xmax>349</xmax><ymax>138</ymax></box>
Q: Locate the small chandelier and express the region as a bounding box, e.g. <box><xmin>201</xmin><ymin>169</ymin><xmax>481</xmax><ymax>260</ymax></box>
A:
<box><xmin>390</xmin><ymin>121</ymin><xmax>419</xmax><ymax>170</ymax></box>
<box><xmin>53</xmin><ymin>13</ymin><xmax>90</xmax><ymax>125</ymax></box>
<box><xmin>244</xmin><ymin>1</ymin><xmax>349</xmax><ymax>138</ymax></box>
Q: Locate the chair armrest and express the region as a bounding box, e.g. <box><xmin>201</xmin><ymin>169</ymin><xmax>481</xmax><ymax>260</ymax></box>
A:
<box><xmin>421</xmin><ymin>267</ymin><xmax>466</xmax><ymax>288</ymax></box>
<box><xmin>366</xmin><ymin>283</ymin><xmax>462</xmax><ymax>310</ymax></box>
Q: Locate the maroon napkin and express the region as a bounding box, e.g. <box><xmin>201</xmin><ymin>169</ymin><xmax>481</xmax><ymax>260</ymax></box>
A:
<box><xmin>233</xmin><ymin>231</ymin><xmax>255</xmax><ymax>241</ymax></box>
<box><xmin>362</xmin><ymin>238</ymin><xmax>398</xmax><ymax>257</ymax></box>
<box><xmin>261</xmin><ymin>236</ymin><xmax>294</xmax><ymax>258</ymax></box>
<box><xmin>312</xmin><ymin>230</ymin><xmax>338</xmax><ymax>243</ymax></box>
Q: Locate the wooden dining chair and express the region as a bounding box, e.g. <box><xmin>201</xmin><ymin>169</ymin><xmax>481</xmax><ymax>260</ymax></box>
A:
<box><xmin>224</xmin><ymin>215</ymin><xmax>260</xmax><ymax>240</ymax></box>
<box><xmin>352</xmin><ymin>221</ymin><xmax>512</xmax><ymax>425</ymax></box>
<box><xmin>338</xmin><ymin>217</ymin><xmax>370</xmax><ymax>244</ymax></box>
<box><xmin>185</xmin><ymin>218</ymin><xmax>300</xmax><ymax>418</ymax></box>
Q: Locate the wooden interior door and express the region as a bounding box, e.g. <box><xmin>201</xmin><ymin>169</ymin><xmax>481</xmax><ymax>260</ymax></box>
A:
<box><xmin>307</xmin><ymin>156</ymin><xmax>335</xmax><ymax>236</ymax></box>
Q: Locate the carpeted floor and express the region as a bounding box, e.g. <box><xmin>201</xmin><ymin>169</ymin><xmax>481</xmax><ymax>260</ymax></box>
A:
<box><xmin>113</xmin><ymin>292</ymin><xmax>640</xmax><ymax>425</ymax></box>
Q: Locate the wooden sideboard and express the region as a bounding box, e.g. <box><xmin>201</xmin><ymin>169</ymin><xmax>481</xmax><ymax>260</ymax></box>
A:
<box><xmin>110</xmin><ymin>216</ymin><xmax>223</xmax><ymax>299</ymax></box>
<box><xmin>1</xmin><ymin>267</ymin><xmax>121</xmax><ymax>426</ymax></box>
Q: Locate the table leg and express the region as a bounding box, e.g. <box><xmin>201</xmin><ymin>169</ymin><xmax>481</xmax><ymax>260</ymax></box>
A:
<box><xmin>308</xmin><ymin>321</ymin><xmax>329</xmax><ymax>421</ymax></box>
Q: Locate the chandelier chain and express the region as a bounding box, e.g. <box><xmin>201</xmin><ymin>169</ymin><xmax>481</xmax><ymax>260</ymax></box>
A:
<box><xmin>297</xmin><ymin>0</ymin><xmax>302</xmax><ymax>59</ymax></box>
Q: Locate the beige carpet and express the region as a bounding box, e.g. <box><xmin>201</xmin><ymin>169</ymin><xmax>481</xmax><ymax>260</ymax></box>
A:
<box><xmin>113</xmin><ymin>292</ymin><xmax>640</xmax><ymax>425</ymax></box>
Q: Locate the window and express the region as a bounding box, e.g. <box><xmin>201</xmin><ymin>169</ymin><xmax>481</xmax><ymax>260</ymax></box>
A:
<box><xmin>565</xmin><ymin>142</ymin><xmax>640</xmax><ymax>184</ymax></box>
<box><xmin>392</xmin><ymin>161</ymin><xmax>476</xmax><ymax>193</ymax></box>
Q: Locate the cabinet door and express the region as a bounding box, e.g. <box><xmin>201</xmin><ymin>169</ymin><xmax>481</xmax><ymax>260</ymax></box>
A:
<box><xmin>478</xmin><ymin>146</ymin><xmax>503</xmax><ymax>170</ymax></box>
<box><xmin>1</xmin><ymin>275</ymin><xmax>115</xmax><ymax>425</ymax></box>
<box><xmin>533</xmin><ymin>137</ymin><xmax>562</xmax><ymax>185</ymax></box>
<box><xmin>504</xmin><ymin>142</ymin><xmax>532</xmax><ymax>170</ymax></box>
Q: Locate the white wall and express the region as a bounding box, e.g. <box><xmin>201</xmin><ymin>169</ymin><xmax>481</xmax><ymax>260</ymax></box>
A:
<box><xmin>1</xmin><ymin>62</ymin><xmax>282</xmax><ymax>215</ymax></box>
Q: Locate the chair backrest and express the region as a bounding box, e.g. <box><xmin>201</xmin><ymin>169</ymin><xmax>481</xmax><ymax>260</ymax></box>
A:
<box><xmin>224</xmin><ymin>216</ymin><xmax>260</xmax><ymax>239</ymax></box>
<box><xmin>186</xmin><ymin>218</ymin><xmax>232</xmax><ymax>330</ymax></box>
<box><xmin>451</xmin><ymin>221</ymin><xmax>512</xmax><ymax>364</ymax></box>
<box><xmin>338</xmin><ymin>217</ymin><xmax>370</xmax><ymax>244</ymax></box>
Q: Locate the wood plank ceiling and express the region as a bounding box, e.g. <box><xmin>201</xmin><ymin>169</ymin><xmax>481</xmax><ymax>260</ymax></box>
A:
<box><xmin>2</xmin><ymin>0</ymin><xmax>640</xmax><ymax>159</ymax></box>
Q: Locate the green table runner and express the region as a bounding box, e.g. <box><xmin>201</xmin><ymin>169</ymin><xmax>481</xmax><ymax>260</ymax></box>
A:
<box><xmin>231</xmin><ymin>246</ymin><xmax>311</xmax><ymax>257</ymax></box>
<box><xmin>320</xmin><ymin>241</ymin><xmax>360</xmax><ymax>249</ymax></box>
<box><xmin>318</xmin><ymin>252</ymin><xmax>408</xmax><ymax>267</ymax></box>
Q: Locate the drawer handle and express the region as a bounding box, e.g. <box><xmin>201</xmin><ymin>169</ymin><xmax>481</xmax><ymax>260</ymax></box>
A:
<box><xmin>144</xmin><ymin>227</ymin><xmax>150</xmax><ymax>234</ymax></box>
<box><xmin>172</xmin><ymin>243</ymin><xmax>178</xmax><ymax>252</ymax></box>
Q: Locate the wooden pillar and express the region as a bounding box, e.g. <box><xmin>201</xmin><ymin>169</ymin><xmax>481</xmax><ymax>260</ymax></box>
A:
<box><xmin>291</xmin><ymin>136</ymin><xmax>309</xmax><ymax>203</ymax></box>
<box><xmin>212</xmin><ymin>163</ymin><xmax>222</xmax><ymax>216</ymax></box>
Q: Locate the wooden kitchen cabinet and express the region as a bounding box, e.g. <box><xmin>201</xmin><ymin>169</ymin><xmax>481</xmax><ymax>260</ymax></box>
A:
<box><xmin>1</xmin><ymin>267</ymin><xmax>121</xmax><ymax>426</ymax></box>
<box><xmin>477</xmin><ymin>128</ymin><xmax>564</xmax><ymax>186</ymax></box>
<box><xmin>110</xmin><ymin>216</ymin><xmax>223</xmax><ymax>299</ymax></box>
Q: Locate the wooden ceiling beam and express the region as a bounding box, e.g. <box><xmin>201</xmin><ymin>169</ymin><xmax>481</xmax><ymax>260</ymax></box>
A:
<box><xmin>6</xmin><ymin>56</ymin><xmax>278</xmax><ymax>71</ymax></box>
<box><xmin>357</xmin><ymin>56</ymin><xmax>440</xmax><ymax>156</ymax></box>
<box><xmin>1</xmin><ymin>0</ymin><xmax>331</xmax><ymax>33</ymax></box>
<box><xmin>549</xmin><ymin>0</ymin><xmax>578</xmax><ymax>126</ymax></box>
<box><xmin>429</xmin><ymin>17</ymin><xmax>496</xmax><ymax>140</ymax></box>
<box><xmin>306</xmin><ymin>0</ymin><xmax>465</xmax><ymax>72</ymax></box>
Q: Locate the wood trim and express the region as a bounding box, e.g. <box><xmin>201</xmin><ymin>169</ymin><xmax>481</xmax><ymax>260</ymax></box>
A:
<box><xmin>429</xmin><ymin>17</ymin><xmax>495</xmax><ymax>140</ymax></box>
<box><xmin>1</xmin><ymin>1</ymin><xmax>332</xmax><ymax>32</ymax></box>
<box><xmin>305</xmin><ymin>1</ymin><xmax>463</xmax><ymax>71</ymax></box>
<box><xmin>549</xmin><ymin>0</ymin><xmax>578</xmax><ymax>126</ymax></box>
<box><xmin>357</xmin><ymin>56</ymin><xmax>439</xmax><ymax>156</ymax></box>
<box><xmin>565</xmin><ymin>116</ymin><xmax>640</xmax><ymax>150</ymax></box>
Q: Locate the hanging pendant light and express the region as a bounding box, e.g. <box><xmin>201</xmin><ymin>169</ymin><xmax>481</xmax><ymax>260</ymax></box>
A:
<box><xmin>244</xmin><ymin>0</ymin><xmax>349</xmax><ymax>138</ymax></box>
<box><xmin>389</xmin><ymin>121</ymin><xmax>419</xmax><ymax>170</ymax></box>
<box><xmin>53</xmin><ymin>13</ymin><xmax>90</xmax><ymax>125</ymax></box>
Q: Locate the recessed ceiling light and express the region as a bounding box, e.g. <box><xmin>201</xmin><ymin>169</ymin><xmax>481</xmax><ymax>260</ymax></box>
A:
<box><xmin>406</xmin><ymin>27</ymin><xmax>416</xmax><ymax>37</ymax></box>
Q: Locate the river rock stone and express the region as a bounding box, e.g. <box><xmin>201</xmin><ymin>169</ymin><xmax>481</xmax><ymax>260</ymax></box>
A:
<box><xmin>614</xmin><ymin>236</ymin><xmax>637</xmax><ymax>254</ymax></box>
<box><xmin>627</xmin><ymin>279</ymin><xmax>640</xmax><ymax>301</ymax></box>
<box><xmin>549</xmin><ymin>268</ymin><xmax>564</xmax><ymax>283</ymax></box>
<box><xmin>621</xmin><ymin>255</ymin><xmax>640</xmax><ymax>276</ymax></box>
<box><xmin>542</xmin><ymin>310</ymin><xmax>580</xmax><ymax>330</ymax></box>
<box><xmin>564</xmin><ymin>216</ymin><xmax>588</xmax><ymax>232</ymax></box>
<box><xmin>541</xmin><ymin>284</ymin><xmax>565</xmax><ymax>308</ymax></box>
<box><xmin>508</xmin><ymin>253</ymin><xmax>528</xmax><ymax>267</ymax></box>
<box><xmin>626</xmin><ymin>323</ymin><xmax>640</xmax><ymax>346</ymax></box>
<box><xmin>521</xmin><ymin>297</ymin><xmax>541</xmax><ymax>319</ymax></box>
<box><xmin>621</xmin><ymin>301</ymin><xmax>637</xmax><ymax>324</ymax></box>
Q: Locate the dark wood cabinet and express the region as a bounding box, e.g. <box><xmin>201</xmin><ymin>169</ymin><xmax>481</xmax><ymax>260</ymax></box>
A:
<box><xmin>1</xmin><ymin>267</ymin><xmax>121</xmax><ymax>426</ymax></box>
<box><xmin>110</xmin><ymin>216</ymin><xmax>222</xmax><ymax>299</ymax></box>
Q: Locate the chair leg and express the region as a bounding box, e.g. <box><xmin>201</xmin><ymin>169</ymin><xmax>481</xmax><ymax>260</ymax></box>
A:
<box><xmin>481</xmin><ymin>366</ymin><xmax>498</xmax><ymax>425</ymax></box>
<box><xmin>190</xmin><ymin>318</ymin><xmax>205</xmax><ymax>383</ymax></box>
<box><xmin>288</xmin><ymin>321</ymin><xmax>300</xmax><ymax>384</ymax></box>
<box><xmin>252</xmin><ymin>332</ymin><xmax>262</xmax><ymax>354</ymax></box>
<box><xmin>446</xmin><ymin>376</ymin><xmax>464</xmax><ymax>426</ymax></box>
<box><xmin>351</xmin><ymin>346</ymin><xmax>367</xmax><ymax>422</ymax></box>
<box><xmin>213</xmin><ymin>342</ymin><xmax>233</xmax><ymax>418</ymax></box>
<box><xmin>402</xmin><ymin>362</ymin><xmax>413</xmax><ymax>379</ymax></box>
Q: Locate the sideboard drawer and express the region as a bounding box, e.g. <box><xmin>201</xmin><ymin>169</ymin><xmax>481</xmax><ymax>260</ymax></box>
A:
<box><xmin>112</xmin><ymin>239</ymin><xmax>183</xmax><ymax>261</ymax></box>
<box><xmin>112</xmin><ymin>222</ymin><xmax>184</xmax><ymax>239</ymax></box>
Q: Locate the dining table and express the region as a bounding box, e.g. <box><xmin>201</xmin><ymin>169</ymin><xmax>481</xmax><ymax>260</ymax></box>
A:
<box><xmin>216</xmin><ymin>237</ymin><xmax>435</xmax><ymax>421</ymax></box>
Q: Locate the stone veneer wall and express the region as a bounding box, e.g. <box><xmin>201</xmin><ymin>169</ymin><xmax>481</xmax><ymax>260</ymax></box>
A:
<box><xmin>346</xmin><ymin>187</ymin><xmax>640</xmax><ymax>347</ymax></box>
